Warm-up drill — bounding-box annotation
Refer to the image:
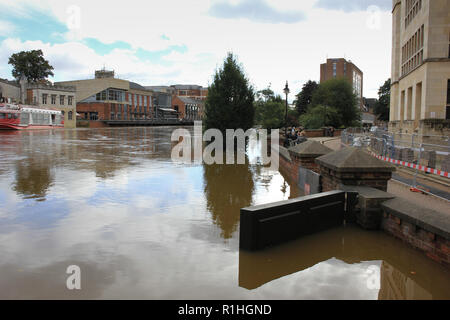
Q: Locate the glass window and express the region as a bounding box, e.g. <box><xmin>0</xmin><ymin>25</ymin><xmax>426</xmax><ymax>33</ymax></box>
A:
<box><xmin>51</xmin><ymin>95</ymin><xmax>56</xmax><ymax>104</ymax></box>
<box><xmin>68</xmin><ymin>96</ymin><xmax>73</xmax><ymax>105</ymax></box>
<box><xmin>42</xmin><ymin>94</ymin><xmax>48</xmax><ymax>104</ymax></box>
<box><xmin>60</xmin><ymin>95</ymin><xmax>65</xmax><ymax>105</ymax></box>
<box><xmin>68</xmin><ymin>111</ymin><xmax>73</xmax><ymax>120</ymax></box>
<box><xmin>0</xmin><ymin>113</ymin><xmax>5</xmax><ymax>119</ymax></box>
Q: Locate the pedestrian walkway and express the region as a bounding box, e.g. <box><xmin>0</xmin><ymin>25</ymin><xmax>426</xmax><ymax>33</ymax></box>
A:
<box><xmin>319</xmin><ymin>137</ymin><xmax>450</xmax><ymax>214</ymax></box>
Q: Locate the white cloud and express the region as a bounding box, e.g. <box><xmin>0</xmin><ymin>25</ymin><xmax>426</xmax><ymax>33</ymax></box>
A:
<box><xmin>0</xmin><ymin>20</ymin><xmax>15</xmax><ymax>34</ymax></box>
<box><xmin>0</xmin><ymin>0</ymin><xmax>392</xmax><ymax>97</ymax></box>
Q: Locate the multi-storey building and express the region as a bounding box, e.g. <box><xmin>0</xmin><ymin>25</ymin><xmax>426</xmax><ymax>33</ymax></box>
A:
<box><xmin>320</xmin><ymin>58</ymin><xmax>364</xmax><ymax>110</ymax></box>
<box><xmin>390</xmin><ymin>0</ymin><xmax>450</xmax><ymax>135</ymax></box>
<box><xmin>56</xmin><ymin>70</ymin><xmax>154</xmax><ymax>126</ymax></box>
<box><xmin>25</xmin><ymin>83</ymin><xmax>77</xmax><ymax>128</ymax></box>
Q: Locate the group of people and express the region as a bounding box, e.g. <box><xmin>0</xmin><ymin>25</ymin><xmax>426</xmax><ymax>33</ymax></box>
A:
<box><xmin>284</xmin><ymin>126</ymin><xmax>307</xmax><ymax>147</ymax></box>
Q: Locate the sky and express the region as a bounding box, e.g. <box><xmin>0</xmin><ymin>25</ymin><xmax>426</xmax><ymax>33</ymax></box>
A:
<box><xmin>0</xmin><ymin>0</ymin><xmax>393</xmax><ymax>99</ymax></box>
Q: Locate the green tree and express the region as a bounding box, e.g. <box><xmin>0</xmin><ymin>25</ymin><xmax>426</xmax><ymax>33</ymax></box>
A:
<box><xmin>258</xmin><ymin>100</ymin><xmax>285</xmax><ymax>130</ymax></box>
<box><xmin>311</xmin><ymin>78</ymin><xmax>360</xmax><ymax>127</ymax></box>
<box><xmin>205</xmin><ymin>53</ymin><xmax>255</xmax><ymax>134</ymax></box>
<box><xmin>374</xmin><ymin>78</ymin><xmax>391</xmax><ymax>121</ymax></box>
<box><xmin>299</xmin><ymin>105</ymin><xmax>340</xmax><ymax>129</ymax></box>
<box><xmin>287</xmin><ymin>108</ymin><xmax>299</xmax><ymax>127</ymax></box>
<box><xmin>8</xmin><ymin>50</ymin><xmax>54</xmax><ymax>82</ymax></box>
<box><xmin>295</xmin><ymin>80</ymin><xmax>319</xmax><ymax>115</ymax></box>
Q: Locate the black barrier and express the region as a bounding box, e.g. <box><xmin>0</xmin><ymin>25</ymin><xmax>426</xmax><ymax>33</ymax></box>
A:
<box><xmin>240</xmin><ymin>191</ymin><xmax>346</xmax><ymax>251</ymax></box>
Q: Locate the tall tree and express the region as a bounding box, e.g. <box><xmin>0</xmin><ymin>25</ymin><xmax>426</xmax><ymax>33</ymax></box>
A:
<box><xmin>8</xmin><ymin>50</ymin><xmax>54</xmax><ymax>82</ymax></box>
<box><xmin>374</xmin><ymin>78</ymin><xmax>391</xmax><ymax>121</ymax></box>
<box><xmin>205</xmin><ymin>52</ymin><xmax>255</xmax><ymax>134</ymax></box>
<box><xmin>311</xmin><ymin>78</ymin><xmax>360</xmax><ymax>127</ymax></box>
<box><xmin>295</xmin><ymin>80</ymin><xmax>319</xmax><ymax>115</ymax></box>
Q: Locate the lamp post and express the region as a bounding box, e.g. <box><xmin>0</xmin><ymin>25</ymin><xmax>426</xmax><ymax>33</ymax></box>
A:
<box><xmin>283</xmin><ymin>81</ymin><xmax>290</xmax><ymax>138</ymax></box>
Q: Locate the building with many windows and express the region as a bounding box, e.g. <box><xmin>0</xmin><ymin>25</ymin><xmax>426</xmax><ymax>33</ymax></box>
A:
<box><xmin>320</xmin><ymin>58</ymin><xmax>364</xmax><ymax>110</ymax></box>
<box><xmin>390</xmin><ymin>0</ymin><xmax>450</xmax><ymax>135</ymax></box>
<box><xmin>25</xmin><ymin>83</ymin><xmax>77</xmax><ymax>128</ymax></box>
<box><xmin>56</xmin><ymin>70</ymin><xmax>154</xmax><ymax>126</ymax></box>
<box><xmin>1</xmin><ymin>78</ymin><xmax>76</xmax><ymax>128</ymax></box>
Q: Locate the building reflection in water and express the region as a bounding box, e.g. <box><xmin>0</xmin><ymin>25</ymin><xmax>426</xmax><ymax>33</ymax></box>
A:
<box><xmin>239</xmin><ymin>225</ymin><xmax>450</xmax><ymax>299</ymax></box>
<box><xmin>5</xmin><ymin>127</ymin><xmax>182</xmax><ymax>200</ymax></box>
<box><xmin>378</xmin><ymin>261</ymin><xmax>432</xmax><ymax>300</ymax></box>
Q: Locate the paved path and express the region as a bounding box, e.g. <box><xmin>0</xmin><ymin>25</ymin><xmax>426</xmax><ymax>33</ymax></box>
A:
<box><xmin>313</xmin><ymin>137</ymin><xmax>450</xmax><ymax>214</ymax></box>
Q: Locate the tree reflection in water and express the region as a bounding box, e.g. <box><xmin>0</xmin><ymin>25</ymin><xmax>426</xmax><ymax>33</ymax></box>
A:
<box><xmin>203</xmin><ymin>157</ymin><xmax>254</xmax><ymax>240</ymax></box>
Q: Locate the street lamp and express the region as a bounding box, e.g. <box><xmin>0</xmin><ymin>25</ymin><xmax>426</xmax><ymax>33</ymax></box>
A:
<box><xmin>283</xmin><ymin>81</ymin><xmax>290</xmax><ymax>138</ymax></box>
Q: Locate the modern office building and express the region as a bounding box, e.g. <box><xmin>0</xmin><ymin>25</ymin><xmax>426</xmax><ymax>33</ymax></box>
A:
<box><xmin>56</xmin><ymin>70</ymin><xmax>154</xmax><ymax>126</ymax></box>
<box><xmin>389</xmin><ymin>0</ymin><xmax>450</xmax><ymax>135</ymax></box>
<box><xmin>320</xmin><ymin>58</ymin><xmax>364</xmax><ymax>109</ymax></box>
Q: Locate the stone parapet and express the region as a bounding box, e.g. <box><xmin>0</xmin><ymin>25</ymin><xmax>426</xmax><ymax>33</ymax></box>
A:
<box><xmin>316</xmin><ymin>147</ymin><xmax>396</xmax><ymax>192</ymax></box>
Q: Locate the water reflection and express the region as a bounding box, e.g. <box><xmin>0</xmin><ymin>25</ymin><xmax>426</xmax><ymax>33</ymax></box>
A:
<box><xmin>239</xmin><ymin>225</ymin><xmax>450</xmax><ymax>299</ymax></box>
<box><xmin>203</xmin><ymin>158</ymin><xmax>254</xmax><ymax>239</ymax></box>
<box><xmin>13</xmin><ymin>159</ymin><xmax>53</xmax><ymax>200</ymax></box>
<box><xmin>0</xmin><ymin>128</ymin><xmax>449</xmax><ymax>300</ymax></box>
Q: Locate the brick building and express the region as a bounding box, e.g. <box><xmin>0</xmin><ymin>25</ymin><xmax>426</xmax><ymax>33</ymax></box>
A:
<box><xmin>172</xmin><ymin>96</ymin><xmax>204</xmax><ymax>120</ymax></box>
<box><xmin>320</xmin><ymin>58</ymin><xmax>364</xmax><ymax>110</ymax></box>
<box><xmin>171</xmin><ymin>84</ymin><xmax>208</xmax><ymax>100</ymax></box>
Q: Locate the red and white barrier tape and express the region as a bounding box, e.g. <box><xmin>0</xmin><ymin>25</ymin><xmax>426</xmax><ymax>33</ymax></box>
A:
<box><xmin>370</xmin><ymin>152</ymin><xmax>449</xmax><ymax>178</ymax></box>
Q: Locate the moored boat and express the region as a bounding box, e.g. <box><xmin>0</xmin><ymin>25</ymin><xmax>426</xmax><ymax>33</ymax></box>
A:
<box><xmin>0</xmin><ymin>103</ymin><xmax>64</xmax><ymax>130</ymax></box>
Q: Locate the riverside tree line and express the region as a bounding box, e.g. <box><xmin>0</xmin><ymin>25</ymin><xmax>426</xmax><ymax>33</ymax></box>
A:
<box><xmin>205</xmin><ymin>52</ymin><xmax>390</xmax><ymax>133</ymax></box>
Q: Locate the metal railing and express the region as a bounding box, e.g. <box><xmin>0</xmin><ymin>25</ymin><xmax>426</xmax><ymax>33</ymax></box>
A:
<box><xmin>341</xmin><ymin>128</ymin><xmax>450</xmax><ymax>193</ymax></box>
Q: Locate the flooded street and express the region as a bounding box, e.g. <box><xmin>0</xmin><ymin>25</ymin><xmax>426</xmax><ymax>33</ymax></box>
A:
<box><xmin>0</xmin><ymin>127</ymin><xmax>449</xmax><ymax>299</ymax></box>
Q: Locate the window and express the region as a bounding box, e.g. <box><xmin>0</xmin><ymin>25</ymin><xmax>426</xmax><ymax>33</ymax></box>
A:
<box><xmin>0</xmin><ymin>113</ymin><xmax>5</xmax><ymax>119</ymax></box>
<box><xmin>401</xmin><ymin>25</ymin><xmax>424</xmax><ymax>76</ymax></box>
<box><xmin>60</xmin><ymin>95</ymin><xmax>65</xmax><ymax>105</ymax></box>
<box><xmin>42</xmin><ymin>94</ymin><xmax>48</xmax><ymax>104</ymax></box>
<box><xmin>447</xmin><ymin>80</ymin><xmax>450</xmax><ymax>105</ymax></box>
<box><xmin>68</xmin><ymin>111</ymin><xmax>73</xmax><ymax>120</ymax></box>
<box><xmin>51</xmin><ymin>95</ymin><xmax>56</xmax><ymax>104</ymax></box>
<box><xmin>405</xmin><ymin>0</ymin><xmax>422</xmax><ymax>28</ymax></box>
<box><xmin>89</xmin><ymin>112</ymin><xmax>98</xmax><ymax>120</ymax></box>
<box><xmin>333</xmin><ymin>63</ymin><xmax>337</xmax><ymax>78</ymax></box>
<box><xmin>68</xmin><ymin>96</ymin><xmax>73</xmax><ymax>105</ymax></box>
<box><xmin>61</xmin><ymin>111</ymin><xmax>65</xmax><ymax>117</ymax></box>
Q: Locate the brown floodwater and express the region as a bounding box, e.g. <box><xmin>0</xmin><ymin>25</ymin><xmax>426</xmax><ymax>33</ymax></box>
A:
<box><xmin>0</xmin><ymin>127</ymin><xmax>449</xmax><ymax>300</ymax></box>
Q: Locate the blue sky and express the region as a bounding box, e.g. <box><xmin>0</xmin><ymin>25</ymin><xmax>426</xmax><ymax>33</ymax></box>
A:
<box><xmin>0</xmin><ymin>0</ymin><xmax>393</xmax><ymax>98</ymax></box>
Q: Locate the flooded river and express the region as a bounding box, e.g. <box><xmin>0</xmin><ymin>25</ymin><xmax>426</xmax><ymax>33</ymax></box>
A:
<box><xmin>0</xmin><ymin>127</ymin><xmax>449</xmax><ymax>299</ymax></box>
